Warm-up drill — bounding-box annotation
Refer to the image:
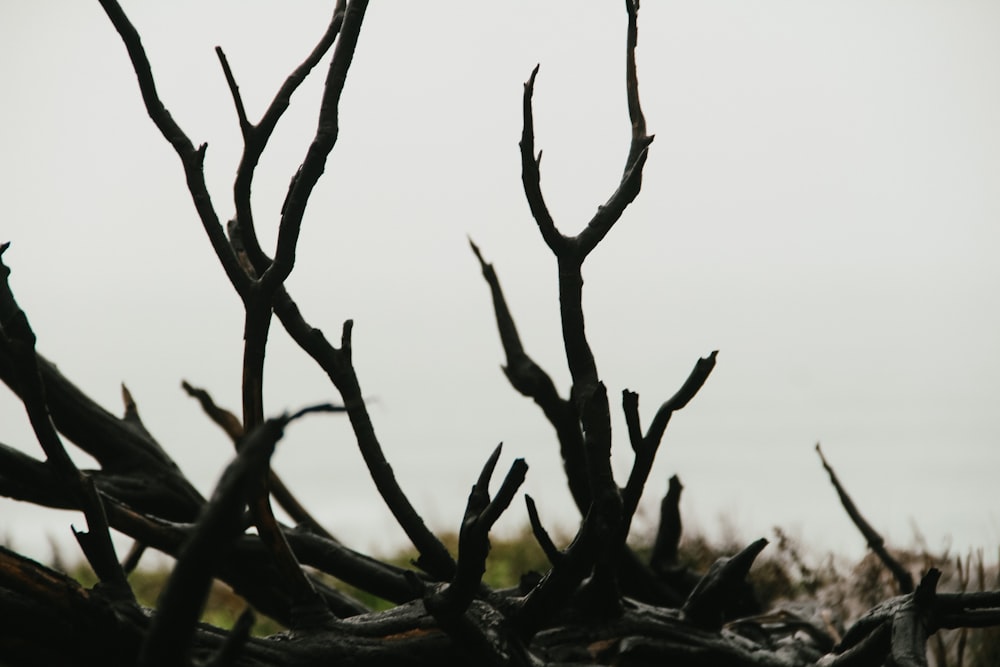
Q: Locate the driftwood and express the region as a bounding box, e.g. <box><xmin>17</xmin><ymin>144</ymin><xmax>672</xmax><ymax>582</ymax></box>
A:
<box><xmin>1</xmin><ymin>1</ymin><xmax>998</xmax><ymax>665</ymax></box>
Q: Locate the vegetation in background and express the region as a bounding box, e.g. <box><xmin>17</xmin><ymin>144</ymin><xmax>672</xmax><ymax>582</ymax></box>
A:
<box><xmin>53</xmin><ymin>525</ymin><xmax>999</xmax><ymax>664</ymax></box>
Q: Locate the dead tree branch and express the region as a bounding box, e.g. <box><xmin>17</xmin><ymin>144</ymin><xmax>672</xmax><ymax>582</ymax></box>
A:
<box><xmin>0</xmin><ymin>2</ymin><xmax>997</xmax><ymax>666</ymax></box>
<box><xmin>817</xmin><ymin>443</ymin><xmax>915</xmax><ymax>593</ymax></box>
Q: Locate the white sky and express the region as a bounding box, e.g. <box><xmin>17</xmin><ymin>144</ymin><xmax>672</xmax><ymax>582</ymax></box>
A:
<box><xmin>1</xmin><ymin>1</ymin><xmax>998</xmax><ymax>565</ymax></box>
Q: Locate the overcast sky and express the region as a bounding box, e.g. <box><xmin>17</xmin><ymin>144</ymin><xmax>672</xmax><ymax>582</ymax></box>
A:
<box><xmin>2</xmin><ymin>2</ymin><xmax>998</xmax><ymax>564</ymax></box>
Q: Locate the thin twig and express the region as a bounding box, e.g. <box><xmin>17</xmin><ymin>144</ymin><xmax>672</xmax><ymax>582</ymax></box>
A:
<box><xmin>231</xmin><ymin>3</ymin><xmax>348</xmax><ymax>271</ymax></box>
<box><xmin>97</xmin><ymin>0</ymin><xmax>251</xmax><ymax>299</ymax></box>
<box><xmin>817</xmin><ymin>443</ymin><xmax>914</xmax><ymax>593</ymax></box>
<box><xmin>215</xmin><ymin>47</ymin><xmax>251</xmax><ymax>139</ymax></box>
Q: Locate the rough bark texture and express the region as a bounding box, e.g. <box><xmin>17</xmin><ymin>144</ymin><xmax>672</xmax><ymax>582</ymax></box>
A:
<box><xmin>1</xmin><ymin>2</ymin><xmax>997</xmax><ymax>666</ymax></box>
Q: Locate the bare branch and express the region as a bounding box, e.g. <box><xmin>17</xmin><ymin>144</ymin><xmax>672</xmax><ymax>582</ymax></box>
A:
<box><xmin>644</xmin><ymin>350</ymin><xmax>718</xmax><ymax>445</ymax></box>
<box><xmin>96</xmin><ymin>0</ymin><xmax>251</xmax><ymax>299</ymax></box>
<box><xmin>525</xmin><ymin>495</ymin><xmax>562</xmax><ymax>566</ymax></box>
<box><xmin>72</xmin><ymin>476</ymin><xmax>134</xmax><ymax>603</ymax></box>
<box><xmin>430</xmin><ymin>444</ymin><xmax>528</xmax><ymax>616</ymax></box>
<box><xmin>470</xmin><ymin>239</ymin><xmax>590</xmax><ymax>511</ymax></box>
<box><xmin>323</xmin><ymin>319</ymin><xmax>457</xmax><ymax>580</ymax></box>
<box><xmin>519</xmin><ymin>65</ymin><xmax>566</xmax><ymax>255</ymax></box>
<box><xmin>621</xmin><ymin>351</ymin><xmax>717</xmax><ymax>524</ymax></box>
<box><xmin>650</xmin><ymin>474</ymin><xmax>683</xmax><ymax>572</ymax></box>
<box><xmin>817</xmin><ymin>443</ymin><xmax>914</xmax><ymax>594</ymax></box>
<box><xmin>264</xmin><ymin>0</ymin><xmax>370</xmax><ymax>289</ymax></box>
<box><xmin>138</xmin><ymin>407</ymin><xmax>339</xmax><ymax>667</ymax></box>
<box><xmin>181</xmin><ymin>380</ymin><xmax>244</xmax><ymax>442</ymax></box>
<box><xmin>1</xmin><ymin>244</ymin><xmax>133</xmax><ymax>599</ymax></box>
<box><xmin>574</xmin><ymin>0</ymin><xmax>655</xmax><ymax>259</ymax></box>
<box><xmin>203</xmin><ymin>608</ymin><xmax>255</xmax><ymax>667</ymax></box>
<box><xmin>231</xmin><ymin>3</ymin><xmax>348</xmax><ymax>272</ymax></box>
<box><xmin>215</xmin><ymin>46</ymin><xmax>251</xmax><ymax>140</ymax></box>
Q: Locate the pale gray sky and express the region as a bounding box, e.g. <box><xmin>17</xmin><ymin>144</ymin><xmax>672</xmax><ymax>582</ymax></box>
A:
<box><xmin>1</xmin><ymin>2</ymin><xmax>998</xmax><ymax>563</ymax></box>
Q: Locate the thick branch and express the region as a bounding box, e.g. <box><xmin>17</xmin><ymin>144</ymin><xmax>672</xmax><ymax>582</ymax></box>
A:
<box><xmin>681</xmin><ymin>538</ymin><xmax>768</xmax><ymax>631</ymax></box>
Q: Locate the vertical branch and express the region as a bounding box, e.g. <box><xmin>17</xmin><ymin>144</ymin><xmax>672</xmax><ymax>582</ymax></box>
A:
<box><xmin>650</xmin><ymin>474</ymin><xmax>683</xmax><ymax>572</ymax></box>
<box><xmin>263</xmin><ymin>0</ymin><xmax>369</xmax><ymax>289</ymax></box>
<box><xmin>225</xmin><ymin>2</ymin><xmax>348</xmax><ymax>272</ymax></box>
<box><xmin>513</xmin><ymin>0</ymin><xmax>657</xmax><ymax>612</ymax></box>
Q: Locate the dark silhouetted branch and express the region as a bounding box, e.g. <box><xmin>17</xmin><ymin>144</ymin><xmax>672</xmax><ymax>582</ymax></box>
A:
<box><xmin>682</xmin><ymin>538</ymin><xmax>768</xmax><ymax>630</ymax></box>
<box><xmin>264</xmin><ymin>0</ymin><xmax>369</xmax><ymax>289</ymax></box>
<box><xmin>230</xmin><ymin>2</ymin><xmax>347</xmax><ymax>274</ymax></box>
<box><xmin>138</xmin><ymin>406</ymin><xmax>340</xmax><ymax>667</ymax></box>
<box><xmin>525</xmin><ymin>495</ymin><xmax>562</xmax><ymax>566</ymax></box>
<box><xmin>890</xmin><ymin>568</ymin><xmax>939</xmax><ymax>667</ymax></box>
<box><xmin>817</xmin><ymin>443</ymin><xmax>914</xmax><ymax>593</ymax></box>
<box><xmin>621</xmin><ymin>351</ymin><xmax>717</xmax><ymax>525</ymax></box>
<box><xmin>518</xmin><ymin>65</ymin><xmax>565</xmax><ymax>256</ymax></box>
<box><xmin>215</xmin><ymin>47</ymin><xmax>251</xmax><ymax>140</ymax></box>
<box><xmin>470</xmin><ymin>239</ymin><xmax>589</xmax><ymax>512</ymax></box>
<box><xmin>1</xmin><ymin>245</ymin><xmax>133</xmax><ymax>599</ymax></box>
<box><xmin>274</xmin><ymin>316</ymin><xmax>457</xmax><ymax>581</ymax></box>
<box><xmin>651</xmin><ymin>474</ymin><xmax>683</xmax><ymax>572</ymax></box>
<box><xmin>203</xmin><ymin>608</ymin><xmax>255</xmax><ymax>667</ymax></box>
<box><xmin>97</xmin><ymin>0</ymin><xmax>251</xmax><ymax>300</ymax></box>
<box><xmin>182</xmin><ymin>379</ymin><xmax>341</xmax><ymax>540</ymax></box>
<box><xmin>72</xmin><ymin>476</ymin><xmax>134</xmax><ymax>603</ymax></box>
<box><xmin>428</xmin><ymin>444</ymin><xmax>527</xmax><ymax>616</ymax></box>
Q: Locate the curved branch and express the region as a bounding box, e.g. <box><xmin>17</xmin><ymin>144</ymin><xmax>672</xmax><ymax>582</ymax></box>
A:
<box><xmin>519</xmin><ymin>65</ymin><xmax>566</xmax><ymax>255</ymax></box>
<box><xmin>97</xmin><ymin>0</ymin><xmax>251</xmax><ymax>299</ymax></box>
